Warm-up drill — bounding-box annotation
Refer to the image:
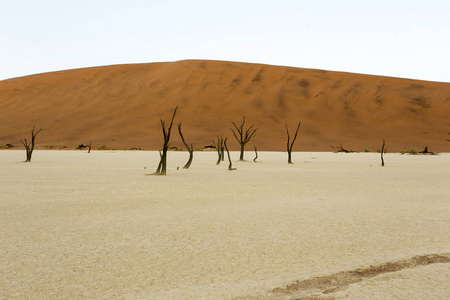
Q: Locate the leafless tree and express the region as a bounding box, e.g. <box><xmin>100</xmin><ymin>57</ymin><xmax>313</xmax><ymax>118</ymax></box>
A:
<box><xmin>213</xmin><ymin>136</ymin><xmax>224</xmax><ymax>165</ymax></box>
<box><xmin>177</xmin><ymin>122</ymin><xmax>193</xmax><ymax>169</ymax></box>
<box><xmin>381</xmin><ymin>139</ymin><xmax>386</xmax><ymax>167</ymax></box>
<box><xmin>224</xmin><ymin>138</ymin><xmax>236</xmax><ymax>170</ymax></box>
<box><xmin>253</xmin><ymin>146</ymin><xmax>258</xmax><ymax>162</ymax></box>
<box><xmin>419</xmin><ymin>146</ymin><xmax>436</xmax><ymax>154</ymax></box>
<box><xmin>154</xmin><ymin>106</ymin><xmax>178</xmax><ymax>175</ymax></box>
<box><xmin>20</xmin><ymin>126</ymin><xmax>42</xmax><ymax>162</ymax></box>
<box><xmin>231</xmin><ymin>115</ymin><xmax>258</xmax><ymax>161</ymax></box>
<box><xmin>286</xmin><ymin>122</ymin><xmax>301</xmax><ymax>164</ymax></box>
<box><xmin>336</xmin><ymin>143</ymin><xmax>355</xmax><ymax>153</ymax></box>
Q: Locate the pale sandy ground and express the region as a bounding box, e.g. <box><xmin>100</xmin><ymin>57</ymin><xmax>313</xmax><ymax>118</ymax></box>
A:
<box><xmin>0</xmin><ymin>150</ymin><xmax>449</xmax><ymax>299</ymax></box>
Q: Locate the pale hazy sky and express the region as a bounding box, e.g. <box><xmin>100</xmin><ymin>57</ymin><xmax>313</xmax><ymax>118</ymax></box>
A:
<box><xmin>1</xmin><ymin>0</ymin><xmax>449</xmax><ymax>82</ymax></box>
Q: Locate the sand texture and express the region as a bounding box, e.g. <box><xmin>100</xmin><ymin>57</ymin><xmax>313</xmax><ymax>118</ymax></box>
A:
<box><xmin>1</xmin><ymin>150</ymin><xmax>449</xmax><ymax>299</ymax></box>
<box><xmin>0</xmin><ymin>60</ymin><xmax>449</xmax><ymax>152</ymax></box>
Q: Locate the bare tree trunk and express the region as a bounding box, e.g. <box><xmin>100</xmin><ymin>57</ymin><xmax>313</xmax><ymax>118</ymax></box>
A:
<box><xmin>177</xmin><ymin>122</ymin><xmax>194</xmax><ymax>169</ymax></box>
<box><xmin>154</xmin><ymin>106</ymin><xmax>178</xmax><ymax>175</ymax></box>
<box><xmin>381</xmin><ymin>139</ymin><xmax>386</xmax><ymax>167</ymax></box>
<box><xmin>231</xmin><ymin>116</ymin><xmax>258</xmax><ymax>161</ymax></box>
<box><xmin>213</xmin><ymin>136</ymin><xmax>223</xmax><ymax>165</ymax></box>
<box><xmin>253</xmin><ymin>146</ymin><xmax>258</xmax><ymax>162</ymax></box>
<box><xmin>156</xmin><ymin>150</ymin><xmax>162</xmax><ymax>173</ymax></box>
<box><xmin>184</xmin><ymin>144</ymin><xmax>193</xmax><ymax>169</ymax></box>
<box><xmin>20</xmin><ymin>126</ymin><xmax>42</xmax><ymax>162</ymax></box>
<box><xmin>88</xmin><ymin>142</ymin><xmax>92</xmax><ymax>153</ymax></box>
<box><xmin>336</xmin><ymin>143</ymin><xmax>354</xmax><ymax>153</ymax></box>
<box><xmin>286</xmin><ymin>122</ymin><xmax>301</xmax><ymax>164</ymax></box>
<box><xmin>224</xmin><ymin>138</ymin><xmax>236</xmax><ymax>170</ymax></box>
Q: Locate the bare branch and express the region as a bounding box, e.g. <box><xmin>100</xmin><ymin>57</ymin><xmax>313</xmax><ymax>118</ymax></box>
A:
<box><xmin>289</xmin><ymin>122</ymin><xmax>301</xmax><ymax>152</ymax></box>
<box><xmin>230</xmin><ymin>127</ymin><xmax>239</xmax><ymax>142</ymax></box>
<box><xmin>245</xmin><ymin>127</ymin><xmax>258</xmax><ymax>144</ymax></box>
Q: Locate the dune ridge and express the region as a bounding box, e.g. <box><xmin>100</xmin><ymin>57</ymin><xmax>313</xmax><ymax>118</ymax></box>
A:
<box><xmin>0</xmin><ymin>60</ymin><xmax>449</xmax><ymax>151</ymax></box>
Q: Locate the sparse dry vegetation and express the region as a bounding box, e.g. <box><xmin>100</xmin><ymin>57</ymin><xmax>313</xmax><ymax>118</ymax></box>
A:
<box><xmin>400</xmin><ymin>146</ymin><xmax>437</xmax><ymax>155</ymax></box>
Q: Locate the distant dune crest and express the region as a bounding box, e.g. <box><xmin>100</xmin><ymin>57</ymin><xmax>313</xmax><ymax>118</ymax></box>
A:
<box><xmin>0</xmin><ymin>60</ymin><xmax>449</xmax><ymax>151</ymax></box>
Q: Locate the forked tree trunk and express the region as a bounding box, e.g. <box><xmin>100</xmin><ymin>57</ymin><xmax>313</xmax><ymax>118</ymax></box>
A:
<box><xmin>286</xmin><ymin>122</ymin><xmax>301</xmax><ymax>164</ymax></box>
<box><xmin>154</xmin><ymin>106</ymin><xmax>178</xmax><ymax>175</ymax></box>
<box><xmin>20</xmin><ymin>126</ymin><xmax>42</xmax><ymax>162</ymax></box>
<box><xmin>178</xmin><ymin>122</ymin><xmax>194</xmax><ymax>169</ymax></box>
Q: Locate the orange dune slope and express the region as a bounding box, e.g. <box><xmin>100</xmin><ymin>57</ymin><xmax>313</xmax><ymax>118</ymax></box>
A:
<box><xmin>0</xmin><ymin>60</ymin><xmax>449</xmax><ymax>152</ymax></box>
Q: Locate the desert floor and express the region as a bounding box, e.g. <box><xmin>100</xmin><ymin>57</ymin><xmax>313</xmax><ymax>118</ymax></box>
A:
<box><xmin>0</xmin><ymin>150</ymin><xmax>449</xmax><ymax>299</ymax></box>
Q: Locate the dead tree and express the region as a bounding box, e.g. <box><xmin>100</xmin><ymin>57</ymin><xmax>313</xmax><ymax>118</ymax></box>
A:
<box><xmin>336</xmin><ymin>143</ymin><xmax>354</xmax><ymax>153</ymax></box>
<box><xmin>177</xmin><ymin>122</ymin><xmax>193</xmax><ymax>169</ymax></box>
<box><xmin>213</xmin><ymin>136</ymin><xmax>224</xmax><ymax>165</ymax></box>
<box><xmin>154</xmin><ymin>106</ymin><xmax>178</xmax><ymax>175</ymax></box>
<box><xmin>88</xmin><ymin>142</ymin><xmax>92</xmax><ymax>153</ymax></box>
<box><xmin>224</xmin><ymin>138</ymin><xmax>236</xmax><ymax>170</ymax></box>
<box><xmin>75</xmin><ymin>144</ymin><xmax>87</xmax><ymax>150</ymax></box>
<box><xmin>20</xmin><ymin>126</ymin><xmax>42</xmax><ymax>162</ymax></box>
<box><xmin>286</xmin><ymin>122</ymin><xmax>301</xmax><ymax>164</ymax></box>
<box><xmin>381</xmin><ymin>139</ymin><xmax>386</xmax><ymax>167</ymax></box>
<box><xmin>419</xmin><ymin>146</ymin><xmax>435</xmax><ymax>154</ymax></box>
<box><xmin>231</xmin><ymin>115</ymin><xmax>258</xmax><ymax>161</ymax></box>
<box><xmin>253</xmin><ymin>146</ymin><xmax>258</xmax><ymax>162</ymax></box>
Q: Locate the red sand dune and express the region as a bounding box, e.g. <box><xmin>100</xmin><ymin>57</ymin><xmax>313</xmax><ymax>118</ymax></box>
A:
<box><xmin>0</xmin><ymin>60</ymin><xmax>449</xmax><ymax>152</ymax></box>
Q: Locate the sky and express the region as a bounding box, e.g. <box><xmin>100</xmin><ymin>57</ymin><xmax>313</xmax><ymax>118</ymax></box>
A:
<box><xmin>1</xmin><ymin>0</ymin><xmax>449</xmax><ymax>82</ymax></box>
